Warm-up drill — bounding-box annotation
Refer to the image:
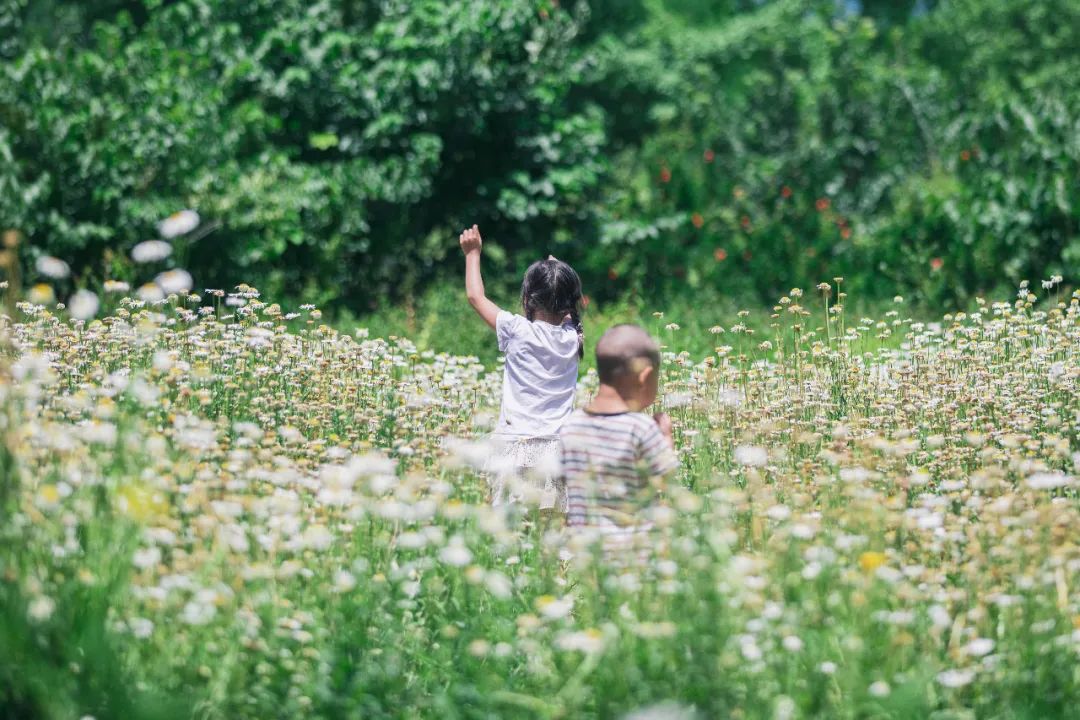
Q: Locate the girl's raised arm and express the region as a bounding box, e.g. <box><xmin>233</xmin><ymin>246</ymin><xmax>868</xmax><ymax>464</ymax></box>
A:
<box><xmin>460</xmin><ymin>225</ymin><xmax>501</xmax><ymax>330</ymax></box>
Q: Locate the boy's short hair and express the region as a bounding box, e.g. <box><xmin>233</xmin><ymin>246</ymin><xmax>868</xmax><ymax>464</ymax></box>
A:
<box><xmin>595</xmin><ymin>324</ymin><xmax>660</xmax><ymax>384</ymax></box>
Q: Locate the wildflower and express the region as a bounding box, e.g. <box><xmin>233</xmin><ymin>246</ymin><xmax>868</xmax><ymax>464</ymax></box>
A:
<box><xmin>131</xmin><ymin>240</ymin><xmax>172</xmax><ymax>263</ymax></box>
<box><xmin>439</xmin><ymin>537</ymin><xmax>473</xmax><ymax>567</ymax></box>
<box><xmin>535</xmin><ymin>595</ymin><xmax>574</xmax><ymax>620</ymax></box>
<box><xmin>765</xmin><ymin>504</ymin><xmax>790</xmax><ymax>522</ymax></box>
<box><xmin>555</xmin><ymin>628</ymin><xmax>605</xmax><ymax>654</ymax></box>
<box><xmin>714</xmin><ymin>248</ymin><xmax>727</xmax><ymax>262</ymax></box>
<box><xmin>128</xmin><ymin>617</ymin><xmax>155</xmax><ymax>639</ymax></box>
<box><xmin>631</xmin><ymin>621</ymin><xmax>677</xmax><ymax>639</ymax></box>
<box><xmin>484</xmin><ymin>571</ymin><xmax>513</xmax><ymax>600</ymax></box>
<box><xmin>1026</xmin><ymin>472</ymin><xmax>1072</xmax><ymax>490</ymax></box>
<box><xmin>937</xmin><ymin>668</ymin><xmax>975</xmax><ymax>688</ymax></box>
<box><xmin>300</xmin><ymin>524</ymin><xmax>333</xmax><ymax>551</ymax></box>
<box><xmin>104</xmin><ymin>280</ymin><xmax>130</xmax><ymax>293</ymax></box>
<box><xmin>158</xmin><ymin>210</ymin><xmax>200</xmax><ymax>238</ymax></box>
<box><xmin>774</xmin><ymin>696</ymin><xmax>796</xmax><ymax>720</ymax></box>
<box><xmin>859</xmin><ymin>552</ymin><xmax>886</xmax><ymax>572</ymax></box>
<box><xmin>28</xmin><ymin>283</ymin><xmax>55</xmax><ymax>305</ymax></box>
<box><xmin>782</xmin><ymin>635</ymin><xmax>803</xmax><ymax>653</ymax></box>
<box><xmin>137</xmin><ymin>284</ymin><xmax>165</xmax><ymax>303</ymax></box>
<box><xmin>181</xmin><ymin>599</ymin><xmax>217</xmax><ymax>626</ymax></box>
<box><xmin>35</xmin><ymin>483</ymin><xmax>61</xmax><ymax>508</ymax></box>
<box><xmin>35</xmin><ymin>255</ymin><xmax>70</xmax><ymax>279</ymax></box>
<box><xmin>815</xmin><ymin>197</ymin><xmax>830</xmax><ymax>211</ymax></box>
<box><xmin>68</xmin><ymin>290</ymin><xmax>99</xmax><ymax>321</ymax></box>
<box><xmin>930</xmin><ymin>257</ymin><xmax>944</xmax><ymax>271</ymax></box>
<box><xmin>739</xmin><ymin>637</ymin><xmax>763</xmax><ymax>661</ymax></box>
<box><xmin>333</xmin><ymin>570</ymin><xmax>357</xmax><ymax>593</ymax></box>
<box><xmin>623</xmin><ymin>702</ymin><xmax>697</xmax><ymax>720</ymax></box>
<box><xmin>691</xmin><ymin>213</ymin><xmax>704</xmax><ymax>229</ymax></box>
<box><xmin>132</xmin><ymin>547</ymin><xmax>162</xmax><ymax>570</ymax></box>
<box><xmin>962</xmin><ymin>638</ymin><xmax>994</xmax><ymax>657</ymax></box>
<box><xmin>659</xmin><ymin>167</ymin><xmax>672</xmax><ymax>183</ymax></box>
<box><xmin>733</xmin><ymin>445</ymin><xmax>768</xmax><ymax>467</ymax></box>
<box><xmin>155</xmin><ymin>269</ymin><xmax>193</xmax><ymax>295</ymax></box>
<box><xmin>116</xmin><ymin>485</ymin><xmax>169</xmax><ymax>524</ymax></box>
<box><xmin>703</xmin><ymin>149</ymin><xmax>715</xmax><ymax>163</ymax></box>
<box><xmin>27</xmin><ymin>596</ymin><xmax>56</xmax><ymax>622</ymax></box>
<box><xmin>868</xmin><ymin>681</ymin><xmax>890</xmax><ymax>697</ymax></box>
<box><xmin>928</xmin><ymin>605</ymin><xmax>951</xmax><ymax>630</ymax></box>
<box><xmin>468</xmin><ymin>639</ymin><xmax>490</xmax><ymax>657</ymax></box>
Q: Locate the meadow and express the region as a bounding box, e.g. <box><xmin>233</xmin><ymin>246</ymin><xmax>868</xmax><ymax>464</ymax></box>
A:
<box><xmin>1</xmin><ymin>277</ymin><xmax>1079</xmax><ymax>719</ymax></box>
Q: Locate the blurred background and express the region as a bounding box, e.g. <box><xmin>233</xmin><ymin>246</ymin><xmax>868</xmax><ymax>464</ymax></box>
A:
<box><xmin>1</xmin><ymin>0</ymin><xmax>1077</xmax><ymax>358</ymax></box>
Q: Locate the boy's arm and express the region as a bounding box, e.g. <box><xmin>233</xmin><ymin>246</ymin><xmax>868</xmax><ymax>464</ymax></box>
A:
<box><xmin>460</xmin><ymin>225</ymin><xmax>500</xmax><ymax>330</ymax></box>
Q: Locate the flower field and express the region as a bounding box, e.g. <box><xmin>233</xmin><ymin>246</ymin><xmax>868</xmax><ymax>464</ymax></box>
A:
<box><xmin>2</xmin><ymin>281</ymin><xmax>1079</xmax><ymax>719</ymax></box>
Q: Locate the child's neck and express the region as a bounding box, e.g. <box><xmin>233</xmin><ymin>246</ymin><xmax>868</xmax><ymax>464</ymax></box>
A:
<box><xmin>531</xmin><ymin>309</ymin><xmax>566</xmax><ymax>325</ymax></box>
<box><xmin>586</xmin><ymin>384</ymin><xmax>642</xmax><ymax>414</ymax></box>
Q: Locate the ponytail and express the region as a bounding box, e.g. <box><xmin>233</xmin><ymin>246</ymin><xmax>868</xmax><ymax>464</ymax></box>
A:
<box><xmin>568</xmin><ymin>307</ymin><xmax>584</xmax><ymax>359</ymax></box>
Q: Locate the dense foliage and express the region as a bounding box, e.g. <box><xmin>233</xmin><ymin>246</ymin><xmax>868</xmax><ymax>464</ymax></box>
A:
<box><xmin>1</xmin><ymin>0</ymin><xmax>1078</xmax><ymax>311</ymax></box>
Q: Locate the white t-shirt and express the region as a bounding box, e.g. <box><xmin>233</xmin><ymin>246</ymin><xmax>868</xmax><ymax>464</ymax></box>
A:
<box><xmin>495</xmin><ymin>311</ymin><xmax>580</xmax><ymax>438</ymax></box>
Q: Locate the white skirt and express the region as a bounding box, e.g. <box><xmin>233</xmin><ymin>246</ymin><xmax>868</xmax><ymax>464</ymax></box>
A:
<box><xmin>485</xmin><ymin>434</ymin><xmax>566</xmax><ymax>512</ymax></box>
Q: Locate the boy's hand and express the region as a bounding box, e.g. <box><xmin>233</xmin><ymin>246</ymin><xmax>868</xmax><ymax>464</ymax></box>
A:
<box><xmin>459</xmin><ymin>225</ymin><xmax>482</xmax><ymax>255</ymax></box>
<box><xmin>654</xmin><ymin>412</ymin><xmax>675</xmax><ymax>451</ymax></box>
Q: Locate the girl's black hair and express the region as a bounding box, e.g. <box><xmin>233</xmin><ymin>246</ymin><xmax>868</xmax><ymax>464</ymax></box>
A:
<box><xmin>521</xmin><ymin>257</ymin><xmax>584</xmax><ymax>358</ymax></box>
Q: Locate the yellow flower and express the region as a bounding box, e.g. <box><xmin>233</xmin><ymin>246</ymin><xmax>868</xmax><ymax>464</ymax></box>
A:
<box><xmin>36</xmin><ymin>484</ymin><xmax>60</xmax><ymax>507</ymax></box>
<box><xmin>859</xmin><ymin>551</ymin><xmax>887</xmax><ymax>572</ymax></box>
<box><xmin>28</xmin><ymin>283</ymin><xmax>55</xmax><ymax>305</ymax></box>
<box><xmin>116</xmin><ymin>484</ymin><xmax>169</xmax><ymax>523</ymax></box>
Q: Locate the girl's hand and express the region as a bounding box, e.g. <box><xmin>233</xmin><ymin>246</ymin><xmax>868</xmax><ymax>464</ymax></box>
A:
<box><xmin>461</xmin><ymin>224</ymin><xmax>500</xmax><ymax>330</ymax></box>
<box><xmin>459</xmin><ymin>225</ymin><xmax>482</xmax><ymax>255</ymax></box>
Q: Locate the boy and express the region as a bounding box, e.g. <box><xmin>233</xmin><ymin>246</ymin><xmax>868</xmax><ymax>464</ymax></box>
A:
<box><xmin>560</xmin><ymin>324</ymin><xmax>679</xmax><ymax>550</ymax></box>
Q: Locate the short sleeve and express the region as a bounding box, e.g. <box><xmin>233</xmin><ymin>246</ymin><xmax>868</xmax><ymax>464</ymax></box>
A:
<box><xmin>496</xmin><ymin>311</ymin><xmax>527</xmax><ymax>352</ymax></box>
<box><xmin>637</xmin><ymin>419</ymin><xmax>679</xmax><ymax>477</ymax></box>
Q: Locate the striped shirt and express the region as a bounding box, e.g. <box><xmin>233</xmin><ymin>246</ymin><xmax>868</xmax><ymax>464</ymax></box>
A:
<box><xmin>560</xmin><ymin>410</ymin><xmax>679</xmax><ymax>530</ymax></box>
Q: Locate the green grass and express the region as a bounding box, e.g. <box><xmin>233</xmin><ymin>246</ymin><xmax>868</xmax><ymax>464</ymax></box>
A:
<box><xmin>345</xmin><ymin>280</ymin><xmax>924</xmax><ymax>370</ymax></box>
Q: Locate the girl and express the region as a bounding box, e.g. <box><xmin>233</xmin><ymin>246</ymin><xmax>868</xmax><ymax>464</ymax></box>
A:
<box><xmin>459</xmin><ymin>224</ymin><xmax>583</xmax><ymax>512</ymax></box>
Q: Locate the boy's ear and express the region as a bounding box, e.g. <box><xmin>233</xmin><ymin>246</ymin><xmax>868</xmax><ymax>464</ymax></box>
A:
<box><xmin>637</xmin><ymin>364</ymin><xmax>655</xmax><ymax>387</ymax></box>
